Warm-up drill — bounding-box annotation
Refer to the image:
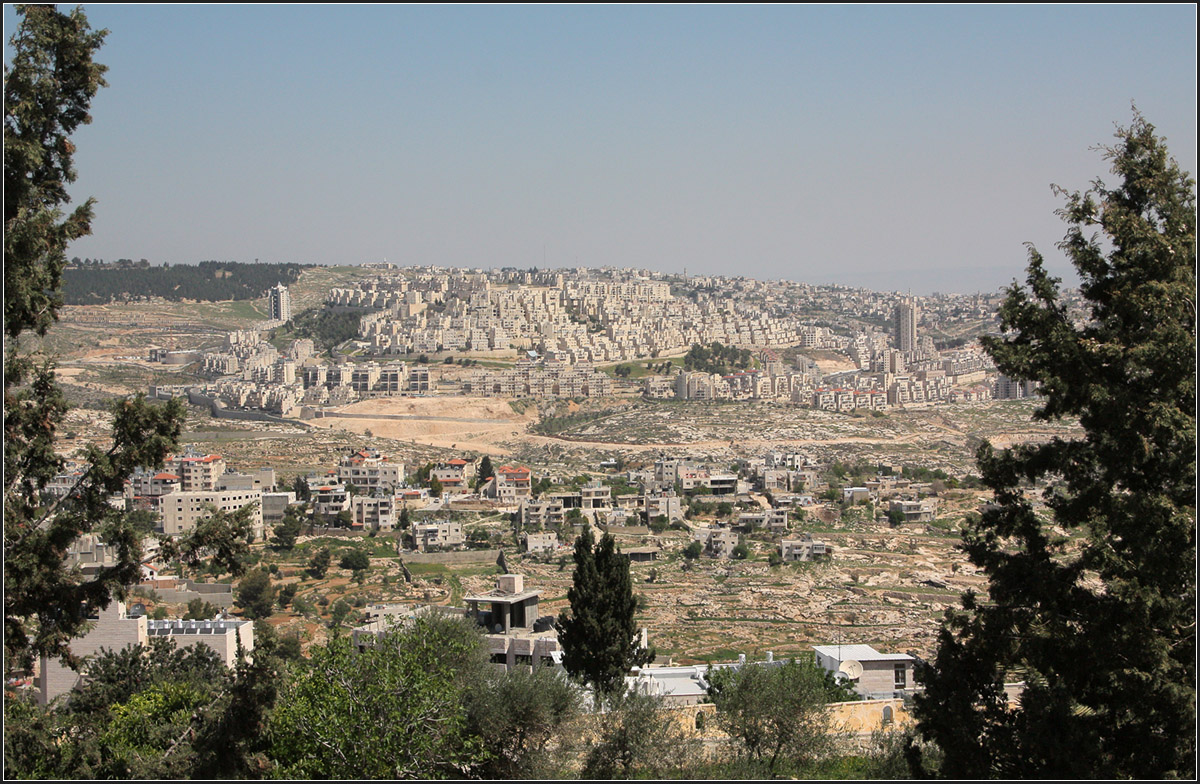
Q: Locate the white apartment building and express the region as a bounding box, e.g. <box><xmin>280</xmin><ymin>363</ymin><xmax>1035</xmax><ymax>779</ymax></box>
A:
<box><xmin>351</xmin><ymin>494</ymin><xmax>399</xmax><ymax>530</ymax></box>
<box><xmin>413</xmin><ymin>520</ymin><xmax>464</xmax><ymax>551</ymax></box>
<box><xmin>159</xmin><ymin>488</ymin><xmax>264</xmax><ymax>539</ymax></box>
<box><xmin>781</xmin><ymin>535</ymin><xmax>830</xmax><ymax>562</ymax></box>
<box><xmin>39</xmin><ymin>601</ymin><xmax>254</xmax><ymax>705</ymax></box>
<box><xmin>268</xmin><ymin>283</ymin><xmax>292</xmax><ymax>323</ymax></box>
<box><xmin>171</xmin><ymin>453</ymin><xmax>226</xmax><ymax>492</ymax></box>
<box><xmin>312</xmin><ymin>484</ymin><xmax>351</xmax><ymax>520</ymax></box>
<box><xmin>337</xmin><ymin>450</ymin><xmax>405</xmax><ymax>493</ymax></box>
<box><xmin>487</xmin><ymin>465</ymin><xmax>532</xmax><ymax>502</ymax></box>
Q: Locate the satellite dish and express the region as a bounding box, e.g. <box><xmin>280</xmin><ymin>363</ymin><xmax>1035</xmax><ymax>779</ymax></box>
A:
<box><xmin>129</xmin><ymin>602</ymin><xmax>147</xmax><ymax>617</ymax></box>
<box><xmin>839</xmin><ymin>659</ymin><xmax>863</xmax><ymax>680</ymax></box>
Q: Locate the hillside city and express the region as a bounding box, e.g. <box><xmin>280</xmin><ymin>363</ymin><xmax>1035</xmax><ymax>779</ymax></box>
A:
<box><xmin>31</xmin><ymin>266</ymin><xmax>1050</xmax><ymax>745</ymax></box>
<box><xmin>5</xmin><ymin>5</ymin><xmax>1191</xmax><ymax>779</ymax></box>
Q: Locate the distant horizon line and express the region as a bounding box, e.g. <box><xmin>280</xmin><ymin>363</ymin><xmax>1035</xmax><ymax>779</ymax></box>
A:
<box><xmin>63</xmin><ymin>257</ymin><xmax>1069</xmax><ymax>297</ymax></box>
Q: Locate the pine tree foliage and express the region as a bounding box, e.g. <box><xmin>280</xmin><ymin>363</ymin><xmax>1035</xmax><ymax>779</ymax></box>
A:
<box><xmin>3</xmin><ymin>5</ymin><xmax>251</xmax><ymax>676</ymax></box>
<box><xmin>555</xmin><ymin>528</ymin><xmax>655</xmax><ymax>696</ymax></box>
<box><xmin>4</xmin><ymin>4</ymin><xmax>107</xmax><ymax>340</ymax></box>
<box><xmin>913</xmin><ymin>112</ymin><xmax>1196</xmax><ymax>779</ymax></box>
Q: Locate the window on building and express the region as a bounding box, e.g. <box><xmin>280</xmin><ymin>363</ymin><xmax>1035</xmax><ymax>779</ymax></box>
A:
<box><xmin>894</xmin><ymin>663</ymin><xmax>907</xmax><ymax>688</ymax></box>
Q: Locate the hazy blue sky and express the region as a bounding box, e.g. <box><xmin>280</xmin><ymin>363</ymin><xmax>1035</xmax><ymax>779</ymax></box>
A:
<box><xmin>6</xmin><ymin>4</ymin><xmax>1196</xmax><ymax>293</ymax></box>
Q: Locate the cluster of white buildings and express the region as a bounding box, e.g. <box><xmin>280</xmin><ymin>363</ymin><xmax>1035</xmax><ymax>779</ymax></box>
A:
<box><xmin>192</xmin><ymin>327</ymin><xmax>432</xmax><ymax>416</ymax></box>
<box><xmin>463</xmin><ymin>355</ymin><xmax>614</xmax><ymax>399</ymax></box>
<box><xmin>164</xmin><ymin>268</ymin><xmax>1030</xmax><ymax>417</ymax></box>
<box><xmin>338</xmin><ymin>268</ymin><xmax>834</xmax><ymax>363</ymax></box>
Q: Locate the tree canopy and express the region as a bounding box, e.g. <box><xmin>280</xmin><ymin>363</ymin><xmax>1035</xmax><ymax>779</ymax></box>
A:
<box><xmin>2</xmin><ymin>5</ymin><xmax>184</xmax><ymax>674</ymax></box>
<box><xmin>912</xmin><ymin>112</ymin><xmax>1196</xmax><ymax>779</ymax></box>
<box><xmin>706</xmin><ymin>657</ymin><xmax>837</xmax><ymax>776</ymax></box>
<box><xmin>555</xmin><ymin>528</ymin><xmax>654</xmax><ymax>697</ymax></box>
<box><xmin>268</xmin><ymin>615</ymin><xmax>486</xmax><ymax>778</ymax></box>
<box><xmin>3</xmin><ymin>4</ymin><xmax>255</xmax><ymax>678</ymax></box>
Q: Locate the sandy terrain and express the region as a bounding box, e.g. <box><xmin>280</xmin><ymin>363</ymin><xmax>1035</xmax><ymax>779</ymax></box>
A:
<box><xmin>305</xmin><ymin>396</ymin><xmax>538</xmax><ymax>454</ymax></box>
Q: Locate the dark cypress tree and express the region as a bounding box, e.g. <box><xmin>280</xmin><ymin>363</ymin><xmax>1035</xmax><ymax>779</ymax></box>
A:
<box><xmin>912</xmin><ymin>112</ymin><xmax>1196</xmax><ymax>779</ymax></box>
<box><xmin>556</xmin><ymin>528</ymin><xmax>654</xmax><ymax>697</ymax></box>
<box><xmin>477</xmin><ymin>455</ymin><xmax>495</xmax><ymax>489</ymax></box>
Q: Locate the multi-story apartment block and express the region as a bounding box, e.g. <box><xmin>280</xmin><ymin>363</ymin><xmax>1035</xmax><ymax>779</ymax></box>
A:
<box><xmin>351</xmin><ymin>494</ymin><xmax>399</xmax><ymax>530</ymax></box>
<box><xmin>431</xmin><ymin>459</ymin><xmax>471</xmax><ymax>492</ymax></box>
<box><xmin>888</xmin><ymin>498</ymin><xmax>938</xmax><ymax>523</ymax></box>
<box><xmin>268</xmin><ymin>283</ymin><xmax>292</xmax><ymax>323</ymax></box>
<box><xmin>736</xmin><ymin>509</ymin><xmax>790</xmax><ymax>533</ymax></box>
<box><xmin>130</xmin><ymin>468</ymin><xmax>181</xmax><ymax>498</ymax></box>
<box><xmin>895</xmin><ymin>298</ymin><xmax>918</xmax><ymax>354</ymax></box>
<box><xmin>261</xmin><ymin>491</ymin><xmax>297</xmax><ymax>524</ymax></box>
<box><xmin>580</xmin><ymin>480</ymin><xmax>611</xmax><ymax>510</ymax></box>
<box><xmin>337</xmin><ymin>449</ymin><xmax>405</xmax><ymax>493</ymax></box>
<box><xmin>39</xmin><ymin>601</ymin><xmax>254</xmax><ymax>706</ymax></box>
<box><xmin>215</xmin><ymin>467</ymin><xmax>276</xmax><ymax>493</ymax></box>
<box><xmin>521</xmin><ymin>498</ymin><xmax>565</xmax><ymax>529</ymax></box>
<box><xmin>487</xmin><ymin>465</ymin><xmax>532</xmax><ymax>502</ymax></box>
<box><xmin>644</xmin><ymin>491</ymin><xmax>683</xmax><ymax>522</ymax></box>
<box><xmin>312</xmin><ymin>484</ymin><xmax>351</xmax><ymax>520</ymax></box>
<box><xmin>693</xmin><ymin>526</ymin><xmax>740</xmax><ymax>558</ymax></box>
<box><xmin>159</xmin><ymin>488</ymin><xmax>264</xmax><ymax>539</ymax></box>
<box><xmin>171</xmin><ymin>452</ymin><xmax>227</xmax><ymax>492</ymax></box>
<box><xmin>781</xmin><ymin>535</ymin><xmax>830</xmax><ymax>562</ymax></box>
<box><xmin>413</xmin><ymin>520</ymin><xmax>464</xmax><ymax>551</ymax></box>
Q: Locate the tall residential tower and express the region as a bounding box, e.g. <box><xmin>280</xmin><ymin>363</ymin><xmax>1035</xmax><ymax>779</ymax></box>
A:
<box><xmin>894</xmin><ymin>298</ymin><xmax>917</xmax><ymax>354</ymax></box>
<box><xmin>268</xmin><ymin>283</ymin><xmax>291</xmax><ymax>323</ymax></box>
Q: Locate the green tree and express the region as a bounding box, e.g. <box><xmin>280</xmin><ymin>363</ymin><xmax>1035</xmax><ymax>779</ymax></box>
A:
<box><xmin>235</xmin><ymin>569</ymin><xmax>276</xmax><ymax>620</ymax></box>
<box><xmin>4</xmin><ymin>4</ymin><xmax>107</xmax><ymax>338</ymax></box>
<box><xmin>100</xmin><ymin>681</ymin><xmax>209</xmax><ymax>772</ymax></box>
<box><xmin>578</xmin><ymin>690</ymin><xmax>695</xmax><ymax>779</ymax></box>
<box><xmin>339</xmin><ymin>548</ymin><xmax>370</xmax><ymax>573</ymax></box>
<box><xmin>271</xmin><ymin>506</ymin><xmax>303</xmax><ymax>550</ymax></box>
<box><xmin>268</xmin><ymin>615</ymin><xmax>486</xmax><ymax>778</ymax></box>
<box><xmin>2</xmin><ymin>6</ymin><xmax>251</xmax><ymax>678</ymax></box>
<box><xmin>276</xmin><ymin>583</ymin><xmax>297</xmax><ymax>609</ymax></box>
<box><xmin>477</xmin><ymin>455</ymin><xmax>494</xmax><ymax>489</ymax></box>
<box><xmin>706</xmin><ymin>658</ymin><xmax>835</xmax><ymax>776</ymax></box>
<box><xmin>683</xmin><ymin>540</ymin><xmax>703</xmax><ymax>560</ymax></box>
<box><xmin>291</xmin><ymin>474</ymin><xmax>310</xmax><ymax>502</ymax></box>
<box><xmin>307</xmin><ymin>546</ymin><xmax>331</xmax><ymax>579</ymax></box>
<box><xmin>913</xmin><ymin>113</ymin><xmax>1196</xmax><ymax>779</ymax></box>
<box><xmin>555</xmin><ymin>528</ymin><xmax>654</xmax><ymax>696</ymax></box>
<box><xmin>328</xmin><ymin>598</ymin><xmax>352</xmax><ymax>627</ymax></box>
<box><xmin>183</xmin><ymin>597</ymin><xmax>218</xmax><ymax>621</ymax></box>
<box><xmin>165</xmin><ymin>503</ymin><xmax>257</xmax><ymax>578</ymax></box>
<box><xmin>67</xmin><ymin>637</ymin><xmax>228</xmax><ymax>721</ymax></box>
<box><xmin>463</xmin><ymin>665</ymin><xmax>581</xmax><ymax>779</ymax></box>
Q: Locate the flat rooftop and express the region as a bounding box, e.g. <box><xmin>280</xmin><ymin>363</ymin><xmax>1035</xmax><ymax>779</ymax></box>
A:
<box><xmin>812</xmin><ymin>644</ymin><xmax>913</xmax><ymax>662</ymax></box>
<box><xmin>464</xmin><ymin>588</ymin><xmax>542</xmax><ymax>605</ymax></box>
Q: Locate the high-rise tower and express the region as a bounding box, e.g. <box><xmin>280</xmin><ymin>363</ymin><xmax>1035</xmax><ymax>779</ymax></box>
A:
<box><xmin>895</xmin><ymin>298</ymin><xmax>917</xmax><ymax>354</ymax></box>
<box><xmin>268</xmin><ymin>283</ymin><xmax>291</xmax><ymax>323</ymax></box>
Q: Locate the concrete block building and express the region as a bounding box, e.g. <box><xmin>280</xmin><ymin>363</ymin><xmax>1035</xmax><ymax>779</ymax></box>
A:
<box><xmin>812</xmin><ymin>644</ymin><xmax>914</xmax><ymax>700</ymax></box>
